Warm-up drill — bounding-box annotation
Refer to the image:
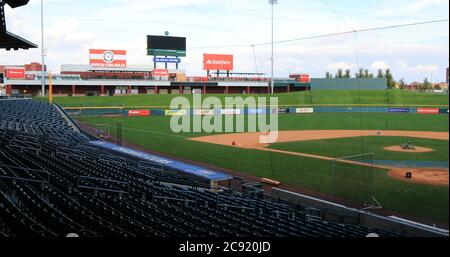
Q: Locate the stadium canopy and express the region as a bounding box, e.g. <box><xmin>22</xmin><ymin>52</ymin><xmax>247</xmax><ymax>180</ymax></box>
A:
<box><xmin>0</xmin><ymin>0</ymin><xmax>38</xmax><ymax>50</ymax></box>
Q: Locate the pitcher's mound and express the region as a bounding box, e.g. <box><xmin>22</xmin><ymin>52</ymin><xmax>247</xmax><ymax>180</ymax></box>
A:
<box><xmin>384</xmin><ymin>146</ymin><xmax>434</xmax><ymax>153</ymax></box>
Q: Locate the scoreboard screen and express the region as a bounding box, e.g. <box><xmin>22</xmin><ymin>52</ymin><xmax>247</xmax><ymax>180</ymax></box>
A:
<box><xmin>147</xmin><ymin>35</ymin><xmax>186</xmax><ymax>57</ymax></box>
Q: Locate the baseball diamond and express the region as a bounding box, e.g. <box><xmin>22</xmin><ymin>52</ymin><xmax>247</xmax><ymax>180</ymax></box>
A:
<box><xmin>0</xmin><ymin>0</ymin><xmax>449</xmax><ymax>249</ymax></box>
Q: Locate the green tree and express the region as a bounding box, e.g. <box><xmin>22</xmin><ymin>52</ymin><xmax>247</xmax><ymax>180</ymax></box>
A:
<box><xmin>398</xmin><ymin>78</ymin><xmax>406</xmax><ymax>89</ymax></box>
<box><xmin>423</xmin><ymin>78</ymin><xmax>432</xmax><ymax>90</ymax></box>
<box><xmin>325</xmin><ymin>72</ymin><xmax>332</xmax><ymax>79</ymax></box>
<box><xmin>336</xmin><ymin>69</ymin><xmax>344</xmax><ymax>78</ymax></box>
<box><xmin>358</xmin><ymin>68</ymin><xmax>364</xmax><ymax>78</ymax></box>
<box><xmin>364</xmin><ymin>69</ymin><xmax>372</xmax><ymax>78</ymax></box>
<box><xmin>344</xmin><ymin>69</ymin><xmax>351</xmax><ymax>78</ymax></box>
<box><xmin>385</xmin><ymin>69</ymin><xmax>395</xmax><ymax>89</ymax></box>
<box><xmin>377</xmin><ymin>69</ymin><xmax>385</xmax><ymax>78</ymax></box>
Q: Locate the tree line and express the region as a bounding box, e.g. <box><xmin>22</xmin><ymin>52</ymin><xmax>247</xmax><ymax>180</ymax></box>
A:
<box><xmin>325</xmin><ymin>68</ymin><xmax>433</xmax><ymax>90</ymax></box>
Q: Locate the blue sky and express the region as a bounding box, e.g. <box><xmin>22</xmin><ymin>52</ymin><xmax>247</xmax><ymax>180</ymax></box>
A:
<box><xmin>1</xmin><ymin>0</ymin><xmax>449</xmax><ymax>82</ymax></box>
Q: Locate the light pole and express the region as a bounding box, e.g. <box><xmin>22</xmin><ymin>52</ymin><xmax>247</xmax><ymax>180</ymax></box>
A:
<box><xmin>269</xmin><ymin>0</ymin><xmax>277</xmax><ymax>95</ymax></box>
<box><xmin>40</xmin><ymin>0</ymin><xmax>45</xmax><ymax>97</ymax></box>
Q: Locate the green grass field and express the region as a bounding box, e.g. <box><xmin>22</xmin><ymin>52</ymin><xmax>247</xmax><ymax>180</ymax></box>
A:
<box><xmin>44</xmin><ymin>90</ymin><xmax>450</xmax><ymax>108</ymax></box>
<box><xmin>271</xmin><ymin>136</ymin><xmax>449</xmax><ymax>162</ymax></box>
<box><xmin>76</xmin><ymin>113</ymin><xmax>449</xmax><ymax>224</ymax></box>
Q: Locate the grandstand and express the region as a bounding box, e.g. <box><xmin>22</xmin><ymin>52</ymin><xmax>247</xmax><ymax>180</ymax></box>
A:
<box><xmin>0</xmin><ymin>98</ymin><xmax>400</xmax><ymax>237</ymax></box>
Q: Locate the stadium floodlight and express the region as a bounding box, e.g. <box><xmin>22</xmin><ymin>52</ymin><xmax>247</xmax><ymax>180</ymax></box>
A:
<box><xmin>40</xmin><ymin>0</ymin><xmax>45</xmax><ymax>96</ymax></box>
<box><xmin>268</xmin><ymin>0</ymin><xmax>278</xmax><ymax>94</ymax></box>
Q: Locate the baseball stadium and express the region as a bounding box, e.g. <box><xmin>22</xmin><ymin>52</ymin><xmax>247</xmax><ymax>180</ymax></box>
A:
<box><xmin>0</xmin><ymin>0</ymin><xmax>449</xmax><ymax>242</ymax></box>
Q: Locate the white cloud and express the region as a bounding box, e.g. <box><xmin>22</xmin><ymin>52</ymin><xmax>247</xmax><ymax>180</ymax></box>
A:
<box><xmin>371</xmin><ymin>61</ymin><xmax>389</xmax><ymax>70</ymax></box>
<box><xmin>1</xmin><ymin>0</ymin><xmax>448</xmax><ymax>83</ymax></box>
<box><xmin>326</xmin><ymin>62</ymin><xmax>357</xmax><ymax>71</ymax></box>
<box><xmin>375</xmin><ymin>0</ymin><xmax>448</xmax><ymax>17</ymax></box>
<box><xmin>395</xmin><ymin>60</ymin><xmax>439</xmax><ymax>73</ymax></box>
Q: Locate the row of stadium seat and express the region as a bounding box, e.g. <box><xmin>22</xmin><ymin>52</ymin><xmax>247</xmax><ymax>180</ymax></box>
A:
<box><xmin>0</xmin><ymin>99</ymin><xmax>397</xmax><ymax>237</ymax></box>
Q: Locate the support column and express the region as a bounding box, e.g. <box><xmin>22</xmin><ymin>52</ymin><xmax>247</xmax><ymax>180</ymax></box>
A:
<box><xmin>203</xmin><ymin>85</ymin><xmax>207</xmax><ymax>94</ymax></box>
<box><xmin>155</xmin><ymin>86</ymin><xmax>159</xmax><ymax>95</ymax></box>
<box><xmin>225</xmin><ymin>86</ymin><xmax>229</xmax><ymax>94</ymax></box>
<box><xmin>128</xmin><ymin>85</ymin><xmax>132</xmax><ymax>95</ymax></box>
<box><xmin>287</xmin><ymin>84</ymin><xmax>291</xmax><ymax>93</ymax></box>
<box><xmin>179</xmin><ymin>85</ymin><xmax>183</xmax><ymax>95</ymax></box>
<box><xmin>246</xmin><ymin>86</ymin><xmax>251</xmax><ymax>94</ymax></box>
<box><xmin>71</xmin><ymin>85</ymin><xmax>76</xmax><ymax>96</ymax></box>
<box><xmin>267</xmin><ymin>86</ymin><xmax>271</xmax><ymax>94</ymax></box>
<box><xmin>6</xmin><ymin>85</ymin><xmax>12</xmax><ymax>96</ymax></box>
<box><xmin>101</xmin><ymin>85</ymin><xmax>105</xmax><ymax>96</ymax></box>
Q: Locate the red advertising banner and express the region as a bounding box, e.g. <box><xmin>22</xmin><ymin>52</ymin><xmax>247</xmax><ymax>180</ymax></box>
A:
<box><xmin>128</xmin><ymin>110</ymin><xmax>150</xmax><ymax>116</ymax></box>
<box><xmin>5</xmin><ymin>68</ymin><xmax>26</xmax><ymax>79</ymax></box>
<box><xmin>153</xmin><ymin>69</ymin><xmax>169</xmax><ymax>77</ymax></box>
<box><xmin>417</xmin><ymin>108</ymin><xmax>439</xmax><ymax>114</ymax></box>
<box><xmin>203</xmin><ymin>54</ymin><xmax>234</xmax><ymax>70</ymax></box>
<box><xmin>299</xmin><ymin>74</ymin><xmax>310</xmax><ymax>83</ymax></box>
<box><xmin>89</xmin><ymin>49</ymin><xmax>127</xmax><ymax>68</ymax></box>
<box><xmin>289</xmin><ymin>74</ymin><xmax>310</xmax><ymax>83</ymax></box>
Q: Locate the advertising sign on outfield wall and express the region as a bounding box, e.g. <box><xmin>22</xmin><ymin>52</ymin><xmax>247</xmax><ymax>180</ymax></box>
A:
<box><xmin>417</xmin><ymin>108</ymin><xmax>440</xmax><ymax>114</ymax></box>
<box><xmin>220</xmin><ymin>109</ymin><xmax>241</xmax><ymax>115</ymax></box>
<box><xmin>278</xmin><ymin>108</ymin><xmax>289</xmax><ymax>114</ymax></box>
<box><xmin>389</xmin><ymin>108</ymin><xmax>410</xmax><ymax>113</ymax></box>
<box><xmin>128</xmin><ymin>110</ymin><xmax>150</xmax><ymax>117</ymax></box>
<box><xmin>165</xmin><ymin>110</ymin><xmax>187</xmax><ymax>116</ymax></box>
<box><xmin>193</xmin><ymin>109</ymin><xmax>215</xmax><ymax>116</ymax></box>
<box><xmin>296</xmin><ymin>108</ymin><xmax>314</xmax><ymax>114</ymax></box>
<box><xmin>439</xmin><ymin>109</ymin><xmax>449</xmax><ymax>114</ymax></box>
<box><xmin>248</xmin><ymin>108</ymin><xmax>267</xmax><ymax>115</ymax></box>
<box><xmin>89</xmin><ymin>49</ymin><xmax>127</xmax><ymax>68</ymax></box>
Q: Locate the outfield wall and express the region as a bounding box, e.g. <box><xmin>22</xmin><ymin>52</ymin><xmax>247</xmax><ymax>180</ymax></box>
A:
<box><xmin>65</xmin><ymin>106</ymin><xmax>449</xmax><ymax>117</ymax></box>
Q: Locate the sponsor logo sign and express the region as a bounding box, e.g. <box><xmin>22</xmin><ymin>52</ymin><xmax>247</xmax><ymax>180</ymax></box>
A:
<box><xmin>439</xmin><ymin>109</ymin><xmax>449</xmax><ymax>114</ymax></box>
<box><xmin>417</xmin><ymin>108</ymin><xmax>439</xmax><ymax>114</ymax></box>
<box><xmin>220</xmin><ymin>109</ymin><xmax>241</xmax><ymax>115</ymax></box>
<box><xmin>203</xmin><ymin>54</ymin><xmax>234</xmax><ymax>71</ymax></box>
<box><xmin>389</xmin><ymin>108</ymin><xmax>410</xmax><ymax>113</ymax></box>
<box><xmin>153</xmin><ymin>57</ymin><xmax>181</xmax><ymax>63</ymax></box>
<box><xmin>193</xmin><ymin>109</ymin><xmax>215</xmax><ymax>116</ymax></box>
<box><xmin>299</xmin><ymin>74</ymin><xmax>310</xmax><ymax>83</ymax></box>
<box><xmin>5</xmin><ymin>68</ymin><xmax>25</xmax><ymax>79</ymax></box>
<box><xmin>153</xmin><ymin>69</ymin><xmax>169</xmax><ymax>77</ymax></box>
<box><xmin>248</xmin><ymin>108</ymin><xmax>266</xmax><ymax>115</ymax></box>
<box><xmin>278</xmin><ymin>108</ymin><xmax>289</xmax><ymax>114</ymax></box>
<box><xmin>89</xmin><ymin>49</ymin><xmax>127</xmax><ymax>68</ymax></box>
<box><xmin>128</xmin><ymin>110</ymin><xmax>150</xmax><ymax>117</ymax></box>
<box><xmin>165</xmin><ymin>110</ymin><xmax>187</xmax><ymax>116</ymax></box>
<box><xmin>296</xmin><ymin>108</ymin><xmax>314</xmax><ymax>114</ymax></box>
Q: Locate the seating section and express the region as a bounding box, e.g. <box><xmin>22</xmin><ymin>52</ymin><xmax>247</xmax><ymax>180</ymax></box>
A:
<box><xmin>0</xmin><ymin>99</ymin><xmax>398</xmax><ymax>237</ymax></box>
<box><xmin>0</xmin><ymin>99</ymin><xmax>88</xmax><ymax>142</ymax></box>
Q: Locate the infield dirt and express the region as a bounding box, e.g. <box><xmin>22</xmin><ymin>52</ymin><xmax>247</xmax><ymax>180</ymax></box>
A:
<box><xmin>190</xmin><ymin>130</ymin><xmax>449</xmax><ymax>186</ymax></box>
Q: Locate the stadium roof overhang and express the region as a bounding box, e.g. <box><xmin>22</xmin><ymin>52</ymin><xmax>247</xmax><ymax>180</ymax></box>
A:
<box><xmin>0</xmin><ymin>31</ymin><xmax>38</xmax><ymax>50</ymax></box>
<box><xmin>1</xmin><ymin>0</ymin><xmax>37</xmax><ymax>50</ymax></box>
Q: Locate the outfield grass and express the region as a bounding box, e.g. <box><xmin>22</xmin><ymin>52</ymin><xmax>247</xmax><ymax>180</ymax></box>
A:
<box><xmin>44</xmin><ymin>90</ymin><xmax>449</xmax><ymax>108</ymax></box>
<box><xmin>77</xmin><ymin>113</ymin><xmax>449</xmax><ymax>223</ymax></box>
<box><xmin>271</xmin><ymin>136</ymin><xmax>449</xmax><ymax>162</ymax></box>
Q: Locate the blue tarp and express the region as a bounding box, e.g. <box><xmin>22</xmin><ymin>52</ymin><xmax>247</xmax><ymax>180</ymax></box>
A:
<box><xmin>89</xmin><ymin>141</ymin><xmax>233</xmax><ymax>182</ymax></box>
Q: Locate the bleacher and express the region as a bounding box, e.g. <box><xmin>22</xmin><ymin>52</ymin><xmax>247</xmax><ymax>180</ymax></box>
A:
<box><xmin>0</xmin><ymin>99</ymin><xmax>398</xmax><ymax>237</ymax></box>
